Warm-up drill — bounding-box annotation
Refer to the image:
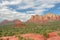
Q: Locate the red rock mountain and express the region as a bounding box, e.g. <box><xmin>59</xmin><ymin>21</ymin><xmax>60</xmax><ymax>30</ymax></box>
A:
<box><xmin>13</xmin><ymin>19</ymin><xmax>24</xmax><ymax>27</ymax></box>
<box><xmin>44</xmin><ymin>13</ymin><xmax>60</xmax><ymax>21</ymax></box>
<box><xmin>27</xmin><ymin>13</ymin><xmax>60</xmax><ymax>23</ymax></box>
<box><xmin>27</xmin><ymin>15</ymin><xmax>44</xmax><ymax>23</ymax></box>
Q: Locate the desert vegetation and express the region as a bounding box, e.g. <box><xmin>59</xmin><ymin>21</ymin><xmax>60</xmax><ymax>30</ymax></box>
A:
<box><xmin>0</xmin><ymin>20</ymin><xmax>60</xmax><ymax>40</ymax></box>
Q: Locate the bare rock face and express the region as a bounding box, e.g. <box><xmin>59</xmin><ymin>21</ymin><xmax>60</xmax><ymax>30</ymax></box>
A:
<box><xmin>27</xmin><ymin>15</ymin><xmax>44</xmax><ymax>23</ymax></box>
<box><xmin>44</xmin><ymin>13</ymin><xmax>58</xmax><ymax>21</ymax></box>
<box><xmin>56</xmin><ymin>16</ymin><xmax>60</xmax><ymax>20</ymax></box>
<box><xmin>44</xmin><ymin>13</ymin><xmax>60</xmax><ymax>21</ymax></box>
<box><xmin>27</xmin><ymin>13</ymin><xmax>60</xmax><ymax>23</ymax></box>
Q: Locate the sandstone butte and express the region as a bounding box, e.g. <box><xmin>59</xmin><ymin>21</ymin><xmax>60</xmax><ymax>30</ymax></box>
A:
<box><xmin>27</xmin><ymin>13</ymin><xmax>60</xmax><ymax>23</ymax></box>
<box><xmin>13</xmin><ymin>19</ymin><xmax>24</xmax><ymax>27</ymax></box>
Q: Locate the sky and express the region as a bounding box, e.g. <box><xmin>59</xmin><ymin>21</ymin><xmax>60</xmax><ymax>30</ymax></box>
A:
<box><xmin>0</xmin><ymin>0</ymin><xmax>60</xmax><ymax>22</ymax></box>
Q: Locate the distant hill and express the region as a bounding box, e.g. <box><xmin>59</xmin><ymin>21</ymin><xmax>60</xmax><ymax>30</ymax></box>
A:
<box><xmin>0</xmin><ymin>13</ymin><xmax>60</xmax><ymax>24</ymax></box>
<box><xmin>0</xmin><ymin>19</ymin><xmax>24</xmax><ymax>27</ymax></box>
<box><xmin>13</xmin><ymin>19</ymin><xmax>23</xmax><ymax>27</ymax></box>
<box><xmin>0</xmin><ymin>20</ymin><xmax>11</xmax><ymax>25</ymax></box>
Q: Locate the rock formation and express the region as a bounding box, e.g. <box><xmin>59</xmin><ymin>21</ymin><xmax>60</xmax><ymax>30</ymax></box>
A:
<box><xmin>27</xmin><ymin>13</ymin><xmax>60</xmax><ymax>23</ymax></box>
<box><xmin>27</xmin><ymin>15</ymin><xmax>44</xmax><ymax>23</ymax></box>
<box><xmin>13</xmin><ymin>19</ymin><xmax>24</xmax><ymax>27</ymax></box>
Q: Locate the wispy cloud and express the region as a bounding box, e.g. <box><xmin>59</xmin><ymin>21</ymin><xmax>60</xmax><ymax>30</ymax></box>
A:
<box><xmin>0</xmin><ymin>0</ymin><xmax>60</xmax><ymax>21</ymax></box>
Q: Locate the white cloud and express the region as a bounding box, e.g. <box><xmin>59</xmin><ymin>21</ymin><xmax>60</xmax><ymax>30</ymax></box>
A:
<box><xmin>0</xmin><ymin>0</ymin><xmax>22</xmax><ymax>5</ymax></box>
<box><xmin>41</xmin><ymin>4</ymin><xmax>55</xmax><ymax>8</ymax></box>
<box><xmin>34</xmin><ymin>10</ymin><xmax>45</xmax><ymax>15</ymax></box>
<box><xmin>17</xmin><ymin>5</ymin><xmax>34</xmax><ymax>9</ymax></box>
<box><xmin>0</xmin><ymin>7</ymin><xmax>34</xmax><ymax>22</ymax></box>
<box><xmin>0</xmin><ymin>0</ymin><xmax>60</xmax><ymax>21</ymax></box>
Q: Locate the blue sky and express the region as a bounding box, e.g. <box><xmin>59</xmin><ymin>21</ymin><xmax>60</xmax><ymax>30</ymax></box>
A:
<box><xmin>49</xmin><ymin>3</ymin><xmax>60</xmax><ymax>14</ymax></box>
<box><xmin>0</xmin><ymin>0</ymin><xmax>60</xmax><ymax>21</ymax></box>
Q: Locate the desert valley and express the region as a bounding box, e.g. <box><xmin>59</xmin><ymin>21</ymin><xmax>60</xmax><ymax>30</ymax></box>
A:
<box><xmin>0</xmin><ymin>13</ymin><xmax>60</xmax><ymax>40</ymax></box>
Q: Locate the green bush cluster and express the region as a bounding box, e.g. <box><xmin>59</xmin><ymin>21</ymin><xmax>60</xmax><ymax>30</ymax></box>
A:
<box><xmin>0</xmin><ymin>21</ymin><xmax>60</xmax><ymax>40</ymax></box>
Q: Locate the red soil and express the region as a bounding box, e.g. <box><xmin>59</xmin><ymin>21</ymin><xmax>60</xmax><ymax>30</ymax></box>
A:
<box><xmin>47</xmin><ymin>32</ymin><xmax>60</xmax><ymax>40</ymax></box>
<box><xmin>47</xmin><ymin>32</ymin><xmax>59</xmax><ymax>38</ymax></box>
<box><xmin>47</xmin><ymin>37</ymin><xmax>60</xmax><ymax>40</ymax></box>
<box><xmin>0</xmin><ymin>36</ymin><xmax>18</xmax><ymax>40</ymax></box>
<box><xmin>21</xmin><ymin>33</ymin><xmax>44</xmax><ymax>40</ymax></box>
<box><xmin>0</xmin><ymin>31</ymin><xmax>60</xmax><ymax>40</ymax></box>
